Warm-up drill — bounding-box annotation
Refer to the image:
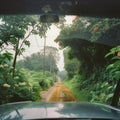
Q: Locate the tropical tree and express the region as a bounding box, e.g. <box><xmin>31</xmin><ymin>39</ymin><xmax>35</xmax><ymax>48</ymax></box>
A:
<box><xmin>64</xmin><ymin>47</ymin><xmax>80</xmax><ymax>78</ymax></box>
<box><xmin>56</xmin><ymin>16</ymin><xmax>120</xmax><ymax>104</ymax></box>
<box><xmin>105</xmin><ymin>46</ymin><xmax>120</xmax><ymax>107</ymax></box>
<box><xmin>40</xmin><ymin>46</ymin><xmax>60</xmax><ymax>62</ymax></box>
<box><xmin>0</xmin><ymin>51</ymin><xmax>38</xmax><ymax>104</ymax></box>
<box><xmin>17</xmin><ymin>51</ymin><xmax>58</xmax><ymax>73</ymax></box>
<box><xmin>0</xmin><ymin>15</ymin><xmax>66</xmax><ymax>104</ymax></box>
<box><xmin>0</xmin><ymin>15</ymin><xmax>51</xmax><ymax>76</ymax></box>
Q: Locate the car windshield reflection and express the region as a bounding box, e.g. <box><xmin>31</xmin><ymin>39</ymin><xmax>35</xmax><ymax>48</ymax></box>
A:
<box><xmin>0</xmin><ymin>13</ymin><xmax>120</xmax><ymax>120</ymax></box>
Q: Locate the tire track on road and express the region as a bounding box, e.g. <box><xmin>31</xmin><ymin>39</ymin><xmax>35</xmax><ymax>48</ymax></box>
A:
<box><xmin>49</xmin><ymin>82</ymin><xmax>76</xmax><ymax>102</ymax></box>
<box><xmin>40</xmin><ymin>76</ymin><xmax>76</xmax><ymax>102</ymax></box>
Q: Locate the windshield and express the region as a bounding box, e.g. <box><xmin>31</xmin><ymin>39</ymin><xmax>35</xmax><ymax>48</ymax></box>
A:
<box><xmin>0</xmin><ymin>15</ymin><xmax>120</xmax><ymax>113</ymax></box>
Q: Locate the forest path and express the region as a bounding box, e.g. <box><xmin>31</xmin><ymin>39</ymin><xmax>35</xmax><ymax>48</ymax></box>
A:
<box><xmin>40</xmin><ymin>77</ymin><xmax>76</xmax><ymax>102</ymax></box>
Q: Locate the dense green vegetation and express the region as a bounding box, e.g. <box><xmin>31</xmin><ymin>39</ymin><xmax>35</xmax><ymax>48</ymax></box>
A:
<box><xmin>0</xmin><ymin>15</ymin><xmax>59</xmax><ymax>104</ymax></box>
<box><xmin>0</xmin><ymin>52</ymin><xmax>37</xmax><ymax>104</ymax></box>
<box><xmin>56</xmin><ymin>17</ymin><xmax>120</xmax><ymax>105</ymax></box>
<box><xmin>0</xmin><ymin>52</ymin><xmax>55</xmax><ymax>104</ymax></box>
<box><xmin>1</xmin><ymin>15</ymin><xmax>120</xmax><ymax>106</ymax></box>
<box><xmin>17</xmin><ymin>47</ymin><xmax>59</xmax><ymax>73</ymax></box>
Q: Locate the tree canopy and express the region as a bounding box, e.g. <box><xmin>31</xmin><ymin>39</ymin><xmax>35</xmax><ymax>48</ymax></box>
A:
<box><xmin>0</xmin><ymin>15</ymin><xmax>52</xmax><ymax>76</ymax></box>
<box><xmin>17</xmin><ymin>47</ymin><xmax>59</xmax><ymax>73</ymax></box>
<box><xmin>57</xmin><ymin>16</ymin><xmax>120</xmax><ymax>105</ymax></box>
<box><xmin>0</xmin><ymin>15</ymin><xmax>64</xmax><ymax>104</ymax></box>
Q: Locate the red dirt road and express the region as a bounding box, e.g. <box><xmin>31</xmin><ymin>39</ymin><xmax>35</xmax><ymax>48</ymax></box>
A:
<box><xmin>40</xmin><ymin>77</ymin><xmax>76</xmax><ymax>102</ymax></box>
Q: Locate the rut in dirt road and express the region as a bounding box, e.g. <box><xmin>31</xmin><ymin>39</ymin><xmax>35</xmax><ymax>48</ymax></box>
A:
<box><xmin>40</xmin><ymin>76</ymin><xmax>76</xmax><ymax>102</ymax></box>
<box><xmin>49</xmin><ymin>82</ymin><xmax>76</xmax><ymax>102</ymax></box>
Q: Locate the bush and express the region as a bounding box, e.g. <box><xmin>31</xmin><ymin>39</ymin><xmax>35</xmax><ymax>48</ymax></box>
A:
<box><xmin>0</xmin><ymin>51</ymin><xmax>56</xmax><ymax>104</ymax></box>
<box><xmin>63</xmin><ymin>75</ymin><xmax>90</xmax><ymax>102</ymax></box>
<box><xmin>0</xmin><ymin>52</ymin><xmax>40</xmax><ymax>104</ymax></box>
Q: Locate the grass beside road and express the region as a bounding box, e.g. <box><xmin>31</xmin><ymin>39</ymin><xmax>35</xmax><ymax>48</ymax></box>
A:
<box><xmin>63</xmin><ymin>80</ymin><xmax>90</xmax><ymax>102</ymax></box>
<box><xmin>49</xmin><ymin>82</ymin><xmax>76</xmax><ymax>102</ymax></box>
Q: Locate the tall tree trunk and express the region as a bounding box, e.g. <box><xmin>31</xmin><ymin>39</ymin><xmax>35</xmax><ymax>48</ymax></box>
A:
<box><xmin>11</xmin><ymin>40</ymin><xmax>19</xmax><ymax>77</ymax></box>
<box><xmin>111</xmin><ymin>79</ymin><xmax>120</xmax><ymax>107</ymax></box>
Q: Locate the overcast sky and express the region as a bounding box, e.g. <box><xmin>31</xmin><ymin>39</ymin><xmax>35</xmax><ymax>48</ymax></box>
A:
<box><xmin>18</xmin><ymin>16</ymin><xmax>74</xmax><ymax>71</ymax></box>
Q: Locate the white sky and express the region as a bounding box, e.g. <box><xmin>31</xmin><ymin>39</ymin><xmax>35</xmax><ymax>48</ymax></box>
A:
<box><xmin>18</xmin><ymin>16</ymin><xmax>74</xmax><ymax>71</ymax></box>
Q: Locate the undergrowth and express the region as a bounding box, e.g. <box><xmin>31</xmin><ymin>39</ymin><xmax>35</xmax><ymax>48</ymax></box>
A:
<box><xmin>63</xmin><ymin>76</ymin><xmax>90</xmax><ymax>102</ymax></box>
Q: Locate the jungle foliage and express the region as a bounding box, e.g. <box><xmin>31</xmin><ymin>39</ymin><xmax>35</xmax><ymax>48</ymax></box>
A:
<box><xmin>0</xmin><ymin>15</ymin><xmax>58</xmax><ymax>104</ymax></box>
<box><xmin>0</xmin><ymin>51</ymin><xmax>55</xmax><ymax>104</ymax></box>
<box><xmin>17</xmin><ymin>51</ymin><xmax>58</xmax><ymax>73</ymax></box>
<box><xmin>56</xmin><ymin>16</ymin><xmax>120</xmax><ymax>104</ymax></box>
<box><xmin>0</xmin><ymin>52</ymin><xmax>36</xmax><ymax>104</ymax></box>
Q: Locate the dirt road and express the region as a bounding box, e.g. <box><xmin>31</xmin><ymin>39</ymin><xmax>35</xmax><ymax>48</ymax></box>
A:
<box><xmin>40</xmin><ymin>78</ymin><xmax>76</xmax><ymax>102</ymax></box>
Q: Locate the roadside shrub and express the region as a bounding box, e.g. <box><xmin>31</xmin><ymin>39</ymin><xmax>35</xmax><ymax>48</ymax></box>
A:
<box><xmin>0</xmin><ymin>52</ymin><xmax>40</xmax><ymax>104</ymax></box>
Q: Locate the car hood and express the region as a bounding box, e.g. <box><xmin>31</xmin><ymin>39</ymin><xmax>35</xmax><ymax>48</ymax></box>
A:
<box><xmin>0</xmin><ymin>102</ymin><xmax>120</xmax><ymax>120</ymax></box>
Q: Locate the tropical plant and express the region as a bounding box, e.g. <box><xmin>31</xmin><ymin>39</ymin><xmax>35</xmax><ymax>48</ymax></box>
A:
<box><xmin>63</xmin><ymin>48</ymin><xmax>80</xmax><ymax>78</ymax></box>
<box><xmin>0</xmin><ymin>15</ymin><xmax>51</xmax><ymax>76</ymax></box>
<box><xmin>105</xmin><ymin>46</ymin><xmax>120</xmax><ymax>106</ymax></box>
<box><xmin>17</xmin><ymin>51</ymin><xmax>58</xmax><ymax>73</ymax></box>
<box><xmin>57</xmin><ymin>16</ymin><xmax>120</xmax><ymax>104</ymax></box>
<box><xmin>0</xmin><ymin>51</ymin><xmax>40</xmax><ymax>104</ymax></box>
